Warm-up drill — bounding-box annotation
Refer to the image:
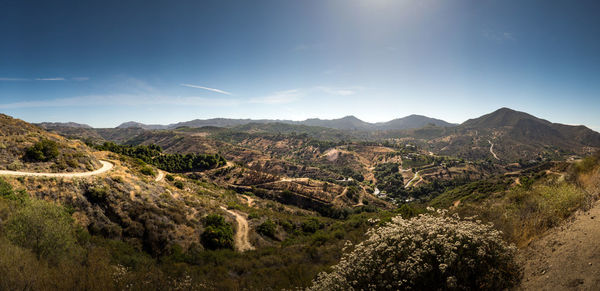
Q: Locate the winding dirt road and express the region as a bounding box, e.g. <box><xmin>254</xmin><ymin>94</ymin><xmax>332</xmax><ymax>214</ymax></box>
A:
<box><xmin>405</xmin><ymin>170</ymin><xmax>422</xmax><ymax>188</ymax></box>
<box><xmin>0</xmin><ymin>160</ymin><xmax>114</xmax><ymax>178</ymax></box>
<box><xmin>488</xmin><ymin>140</ymin><xmax>500</xmax><ymax>160</ymax></box>
<box><xmin>220</xmin><ymin>206</ymin><xmax>254</xmax><ymax>252</ymax></box>
<box><xmin>155</xmin><ymin>170</ymin><xmax>165</xmax><ymax>182</ymax></box>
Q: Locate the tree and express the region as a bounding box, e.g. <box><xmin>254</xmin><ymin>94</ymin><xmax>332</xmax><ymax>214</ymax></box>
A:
<box><xmin>5</xmin><ymin>199</ymin><xmax>77</xmax><ymax>263</ymax></box>
<box><xmin>257</xmin><ymin>219</ymin><xmax>276</xmax><ymax>238</ymax></box>
<box><xmin>201</xmin><ymin>214</ymin><xmax>234</xmax><ymax>250</ymax></box>
<box><xmin>24</xmin><ymin>139</ymin><xmax>59</xmax><ymax>162</ymax></box>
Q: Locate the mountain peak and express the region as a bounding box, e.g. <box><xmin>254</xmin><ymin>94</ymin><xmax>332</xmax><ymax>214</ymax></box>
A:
<box><xmin>462</xmin><ymin>107</ymin><xmax>548</xmax><ymax>128</ymax></box>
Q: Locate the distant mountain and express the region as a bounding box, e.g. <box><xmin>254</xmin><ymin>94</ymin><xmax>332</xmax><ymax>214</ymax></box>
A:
<box><xmin>38</xmin><ymin>122</ymin><xmax>92</xmax><ymax>129</ymax></box>
<box><xmin>461</xmin><ymin>107</ymin><xmax>600</xmax><ymax>146</ymax></box>
<box><xmin>300</xmin><ymin>116</ymin><xmax>374</xmax><ymax>131</ymax></box>
<box><xmin>376</xmin><ymin>115</ymin><xmax>456</xmax><ymax>130</ymax></box>
<box><xmin>116</xmin><ymin>121</ymin><xmax>168</xmax><ymax>130</ymax></box>
<box><xmin>116</xmin><ymin>115</ymin><xmax>456</xmax><ymax>131</ymax></box>
<box><xmin>429</xmin><ymin>107</ymin><xmax>600</xmax><ymax>161</ymax></box>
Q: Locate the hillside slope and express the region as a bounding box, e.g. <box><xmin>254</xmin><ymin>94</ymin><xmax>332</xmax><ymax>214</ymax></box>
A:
<box><xmin>0</xmin><ymin>114</ymin><xmax>101</xmax><ymax>172</ymax></box>
<box><xmin>429</xmin><ymin>108</ymin><xmax>600</xmax><ymax>161</ymax></box>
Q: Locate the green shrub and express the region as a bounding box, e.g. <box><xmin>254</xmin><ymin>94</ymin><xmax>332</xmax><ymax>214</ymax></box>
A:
<box><xmin>301</xmin><ymin>218</ymin><xmax>323</xmax><ymax>233</ymax></box>
<box><xmin>257</xmin><ymin>219</ymin><xmax>276</xmax><ymax>238</ymax></box>
<box><xmin>5</xmin><ymin>199</ymin><xmax>77</xmax><ymax>263</ymax></box>
<box><xmin>24</xmin><ymin>139</ymin><xmax>59</xmax><ymax>162</ymax></box>
<box><xmin>165</xmin><ymin>174</ymin><xmax>174</xmax><ymax>181</ymax></box>
<box><xmin>201</xmin><ymin>214</ymin><xmax>234</xmax><ymax>250</ymax></box>
<box><xmin>309</xmin><ymin>212</ymin><xmax>521</xmax><ymax>290</ymax></box>
<box><xmin>85</xmin><ymin>186</ymin><xmax>109</xmax><ymax>203</ymax></box>
<box><xmin>0</xmin><ymin>178</ymin><xmax>28</xmax><ymax>203</ymax></box>
<box><xmin>140</xmin><ymin>165</ymin><xmax>155</xmax><ymax>176</ymax></box>
<box><xmin>174</xmin><ymin>181</ymin><xmax>184</xmax><ymax>189</ymax></box>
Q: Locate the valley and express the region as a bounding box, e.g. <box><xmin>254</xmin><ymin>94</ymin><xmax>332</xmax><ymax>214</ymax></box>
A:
<box><xmin>2</xmin><ymin>108</ymin><xmax>600</xmax><ymax>290</ymax></box>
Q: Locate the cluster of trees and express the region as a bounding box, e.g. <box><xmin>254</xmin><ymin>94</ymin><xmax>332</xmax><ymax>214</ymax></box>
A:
<box><xmin>24</xmin><ymin>139</ymin><xmax>59</xmax><ymax>162</ymax></box>
<box><xmin>95</xmin><ymin>142</ymin><xmax>226</xmax><ymax>172</ymax></box>
<box><xmin>373</xmin><ymin>163</ymin><xmax>404</xmax><ymax>197</ymax></box>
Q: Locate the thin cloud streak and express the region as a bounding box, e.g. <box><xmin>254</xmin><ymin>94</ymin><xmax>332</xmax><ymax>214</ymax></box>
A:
<box><xmin>249</xmin><ymin>89</ymin><xmax>302</xmax><ymax>104</ymax></box>
<box><xmin>72</xmin><ymin>77</ymin><xmax>90</xmax><ymax>81</ymax></box>
<box><xmin>482</xmin><ymin>30</ymin><xmax>515</xmax><ymax>42</ymax></box>
<box><xmin>0</xmin><ymin>77</ymin><xmax>30</xmax><ymax>81</ymax></box>
<box><xmin>35</xmin><ymin>77</ymin><xmax>66</xmax><ymax>81</ymax></box>
<box><xmin>0</xmin><ymin>95</ymin><xmax>241</xmax><ymax>109</ymax></box>
<box><xmin>180</xmin><ymin>83</ymin><xmax>232</xmax><ymax>95</ymax></box>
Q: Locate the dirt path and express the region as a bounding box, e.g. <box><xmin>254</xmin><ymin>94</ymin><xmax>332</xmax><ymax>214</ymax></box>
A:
<box><xmin>520</xmin><ymin>200</ymin><xmax>600</xmax><ymax>290</ymax></box>
<box><xmin>220</xmin><ymin>206</ymin><xmax>254</xmax><ymax>252</ymax></box>
<box><xmin>332</xmin><ymin>187</ymin><xmax>348</xmax><ymax>204</ymax></box>
<box><xmin>354</xmin><ymin>191</ymin><xmax>364</xmax><ymax>207</ymax></box>
<box><xmin>405</xmin><ymin>170</ymin><xmax>422</xmax><ymax>188</ymax></box>
<box><xmin>155</xmin><ymin>170</ymin><xmax>164</xmax><ymax>182</ymax></box>
<box><xmin>0</xmin><ymin>160</ymin><xmax>113</xmax><ymax>178</ymax></box>
<box><xmin>488</xmin><ymin>140</ymin><xmax>500</xmax><ymax>160</ymax></box>
<box><xmin>241</xmin><ymin>194</ymin><xmax>255</xmax><ymax>207</ymax></box>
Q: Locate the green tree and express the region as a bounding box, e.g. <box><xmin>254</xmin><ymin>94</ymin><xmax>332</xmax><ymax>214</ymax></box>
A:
<box><xmin>201</xmin><ymin>214</ymin><xmax>234</xmax><ymax>250</ymax></box>
<box><xmin>257</xmin><ymin>219</ymin><xmax>276</xmax><ymax>238</ymax></box>
<box><xmin>5</xmin><ymin>199</ymin><xmax>77</xmax><ymax>263</ymax></box>
<box><xmin>24</xmin><ymin>139</ymin><xmax>59</xmax><ymax>162</ymax></box>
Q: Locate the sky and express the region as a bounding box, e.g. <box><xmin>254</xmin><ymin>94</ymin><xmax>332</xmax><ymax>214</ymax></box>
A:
<box><xmin>1</xmin><ymin>0</ymin><xmax>599</xmax><ymax>130</ymax></box>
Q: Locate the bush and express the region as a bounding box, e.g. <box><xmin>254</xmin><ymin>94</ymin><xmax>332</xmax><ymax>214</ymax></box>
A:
<box><xmin>309</xmin><ymin>211</ymin><xmax>521</xmax><ymax>290</ymax></box>
<box><xmin>140</xmin><ymin>166</ymin><xmax>155</xmax><ymax>176</ymax></box>
<box><xmin>201</xmin><ymin>214</ymin><xmax>234</xmax><ymax>250</ymax></box>
<box><xmin>24</xmin><ymin>139</ymin><xmax>59</xmax><ymax>162</ymax></box>
<box><xmin>174</xmin><ymin>181</ymin><xmax>184</xmax><ymax>189</ymax></box>
<box><xmin>165</xmin><ymin>174</ymin><xmax>175</xmax><ymax>181</ymax></box>
<box><xmin>257</xmin><ymin>219</ymin><xmax>276</xmax><ymax>238</ymax></box>
<box><xmin>301</xmin><ymin>218</ymin><xmax>322</xmax><ymax>233</ymax></box>
<box><xmin>5</xmin><ymin>199</ymin><xmax>77</xmax><ymax>263</ymax></box>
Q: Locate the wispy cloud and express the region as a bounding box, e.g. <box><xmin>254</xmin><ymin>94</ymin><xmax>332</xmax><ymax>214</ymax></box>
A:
<box><xmin>35</xmin><ymin>77</ymin><xmax>66</xmax><ymax>81</ymax></box>
<box><xmin>0</xmin><ymin>77</ymin><xmax>30</xmax><ymax>81</ymax></box>
<box><xmin>180</xmin><ymin>83</ymin><xmax>232</xmax><ymax>95</ymax></box>
<box><xmin>1</xmin><ymin>77</ymin><xmax>89</xmax><ymax>81</ymax></box>
<box><xmin>248</xmin><ymin>86</ymin><xmax>360</xmax><ymax>104</ymax></box>
<box><xmin>0</xmin><ymin>85</ymin><xmax>362</xmax><ymax>108</ymax></box>
<box><xmin>0</xmin><ymin>95</ymin><xmax>241</xmax><ymax>109</ymax></box>
<box><xmin>315</xmin><ymin>86</ymin><xmax>358</xmax><ymax>96</ymax></box>
<box><xmin>482</xmin><ymin>30</ymin><xmax>515</xmax><ymax>42</ymax></box>
<box><xmin>250</xmin><ymin>89</ymin><xmax>302</xmax><ymax>104</ymax></box>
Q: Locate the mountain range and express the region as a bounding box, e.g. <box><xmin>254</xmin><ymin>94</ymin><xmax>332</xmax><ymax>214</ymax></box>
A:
<box><xmin>116</xmin><ymin>114</ymin><xmax>457</xmax><ymax>131</ymax></box>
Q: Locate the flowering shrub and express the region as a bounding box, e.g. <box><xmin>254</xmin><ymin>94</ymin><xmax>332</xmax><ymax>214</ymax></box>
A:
<box><xmin>309</xmin><ymin>210</ymin><xmax>521</xmax><ymax>290</ymax></box>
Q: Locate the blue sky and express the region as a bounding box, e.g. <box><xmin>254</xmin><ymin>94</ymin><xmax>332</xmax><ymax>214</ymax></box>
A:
<box><xmin>1</xmin><ymin>0</ymin><xmax>599</xmax><ymax>130</ymax></box>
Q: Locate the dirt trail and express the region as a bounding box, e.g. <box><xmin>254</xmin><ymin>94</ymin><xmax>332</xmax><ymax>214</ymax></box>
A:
<box><xmin>520</xmin><ymin>199</ymin><xmax>600</xmax><ymax>290</ymax></box>
<box><xmin>155</xmin><ymin>170</ymin><xmax>164</xmax><ymax>182</ymax></box>
<box><xmin>488</xmin><ymin>140</ymin><xmax>500</xmax><ymax>160</ymax></box>
<box><xmin>220</xmin><ymin>206</ymin><xmax>254</xmax><ymax>252</ymax></box>
<box><xmin>0</xmin><ymin>160</ymin><xmax>113</xmax><ymax>178</ymax></box>
<box><xmin>405</xmin><ymin>170</ymin><xmax>422</xmax><ymax>188</ymax></box>
<box><xmin>241</xmin><ymin>194</ymin><xmax>255</xmax><ymax>207</ymax></box>
<box><xmin>332</xmin><ymin>187</ymin><xmax>348</xmax><ymax>204</ymax></box>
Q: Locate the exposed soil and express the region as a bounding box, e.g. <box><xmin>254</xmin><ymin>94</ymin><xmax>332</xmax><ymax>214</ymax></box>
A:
<box><xmin>520</xmin><ymin>199</ymin><xmax>600</xmax><ymax>290</ymax></box>
<box><xmin>0</xmin><ymin>160</ymin><xmax>113</xmax><ymax>177</ymax></box>
<box><xmin>155</xmin><ymin>170</ymin><xmax>165</xmax><ymax>182</ymax></box>
<box><xmin>220</xmin><ymin>206</ymin><xmax>254</xmax><ymax>252</ymax></box>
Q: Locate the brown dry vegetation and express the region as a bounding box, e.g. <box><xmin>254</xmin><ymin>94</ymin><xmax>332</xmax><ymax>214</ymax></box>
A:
<box><xmin>0</xmin><ymin>114</ymin><xmax>100</xmax><ymax>173</ymax></box>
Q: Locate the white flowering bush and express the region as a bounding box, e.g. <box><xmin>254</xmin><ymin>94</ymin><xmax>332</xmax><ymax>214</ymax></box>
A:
<box><xmin>309</xmin><ymin>211</ymin><xmax>521</xmax><ymax>290</ymax></box>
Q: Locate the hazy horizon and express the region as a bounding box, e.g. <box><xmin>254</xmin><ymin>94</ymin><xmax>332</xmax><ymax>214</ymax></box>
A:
<box><xmin>1</xmin><ymin>0</ymin><xmax>599</xmax><ymax>130</ymax></box>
